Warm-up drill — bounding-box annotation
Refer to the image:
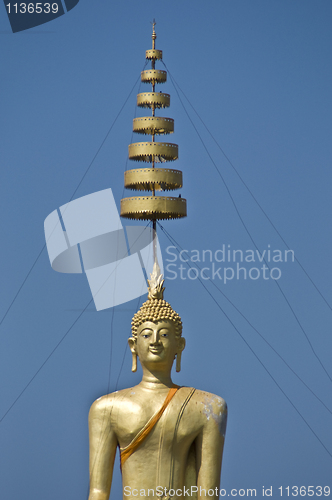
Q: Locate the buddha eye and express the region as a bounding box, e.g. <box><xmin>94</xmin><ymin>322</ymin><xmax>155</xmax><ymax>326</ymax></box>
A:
<box><xmin>140</xmin><ymin>330</ymin><xmax>152</xmax><ymax>339</ymax></box>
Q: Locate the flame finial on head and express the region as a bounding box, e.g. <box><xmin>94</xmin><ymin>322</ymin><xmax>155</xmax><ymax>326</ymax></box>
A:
<box><xmin>147</xmin><ymin>261</ymin><xmax>165</xmax><ymax>300</ymax></box>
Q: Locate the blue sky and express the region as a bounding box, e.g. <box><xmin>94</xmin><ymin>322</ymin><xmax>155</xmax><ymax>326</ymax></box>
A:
<box><xmin>1</xmin><ymin>1</ymin><xmax>332</xmax><ymax>498</ymax></box>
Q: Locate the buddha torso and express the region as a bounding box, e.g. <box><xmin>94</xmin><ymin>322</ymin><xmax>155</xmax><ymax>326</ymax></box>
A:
<box><xmin>92</xmin><ymin>384</ymin><xmax>227</xmax><ymax>499</ymax></box>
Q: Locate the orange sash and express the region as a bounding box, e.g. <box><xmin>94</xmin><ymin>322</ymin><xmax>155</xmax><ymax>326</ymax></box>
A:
<box><xmin>120</xmin><ymin>386</ymin><xmax>179</xmax><ymax>467</ymax></box>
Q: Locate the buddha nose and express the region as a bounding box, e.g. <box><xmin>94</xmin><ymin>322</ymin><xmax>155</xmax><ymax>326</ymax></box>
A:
<box><xmin>151</xmin><ymin>330</ymin><xmax>161</xmax><ymax>344</ymax></box>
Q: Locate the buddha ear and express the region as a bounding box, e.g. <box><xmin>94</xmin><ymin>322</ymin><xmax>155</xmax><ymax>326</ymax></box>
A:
<box><xmin>176</xmin><ymin>338</ymin><xmax>186</xmax><ymax>373</ymax></box>
<box><xmin>128</xmin><ymin>337</ymin><xmax>137</xmax><ymax>372</ymax></box>
<box><xmin>177</xmin><ymin>337</ymin><xmax>186</xmax><ymax>352</ymax></box>
<box><xmin>128</xmin><ymin>337</ymin><xmax>137</xmax><ymax>353</ymax></box>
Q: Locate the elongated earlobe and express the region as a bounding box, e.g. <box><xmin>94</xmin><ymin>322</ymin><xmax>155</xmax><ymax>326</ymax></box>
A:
<box><xmin>176</xmin><ymin>337</ymin><xmax>185</xmax><ymax>372</ymax></box>
<box><xmin>176</xmin><ymin>351</ymin><xmax>182</xmax><ymax>372</ymax></box>
<box><xmin>131</xmin><ymin>352</ymin><xmax>137</xmax><ymax>372</ymax></box>
<box><xmin>128</xmin><ymin>337</ymin><xmax>137</xmax><ymax>373</ymax></box>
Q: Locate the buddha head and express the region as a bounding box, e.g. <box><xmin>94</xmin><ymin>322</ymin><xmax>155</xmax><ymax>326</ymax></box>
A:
<box><xmin>128</xmin><ymin>269</ymin><xmax>185</xmax><ymax>372</ymax></box>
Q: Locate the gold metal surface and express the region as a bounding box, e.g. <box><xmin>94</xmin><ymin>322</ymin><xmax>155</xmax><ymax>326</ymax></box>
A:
<box><xmin>146</xmin><ymin>49</ymin><xmax>162</xmax><ymax>60</ymax></box>
<box><xmin>128</xmin><ymin>142</ymin><xmax>178</xmax><ymax>162</ymax></box>
<box><xmin>137</xmin><ymin>92</ymin><xmax>170</xmax><ymax>108</ymax></box>
<box><xmin>124</xmin><ymin>168</ymin><xmax>182</xmax><ymax>191</ymax></box>
<box><xmin>141</xmin><ymin>69</ymin><xmax>167</xmax><ymax>84</ymax></box>
<box><xmin>120</xmin><ymin>196</ymin><xmax>187</xmax><ymax>220</ymax></box>
<box><xmin>133</xmin><ymin>117</ymin><xmax>174</xmax><ymax>135</ymax></box>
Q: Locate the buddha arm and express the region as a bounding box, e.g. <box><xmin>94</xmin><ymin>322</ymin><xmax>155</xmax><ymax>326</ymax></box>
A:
<box><xmin>195</xmin><ymin>398</ymin><xmax>227</xmax><ymax>499</ymax></box>
<box><xmin>88</xmin><ymin>397</ymin><xmax>118</xmax><ymax>500</ymax></box>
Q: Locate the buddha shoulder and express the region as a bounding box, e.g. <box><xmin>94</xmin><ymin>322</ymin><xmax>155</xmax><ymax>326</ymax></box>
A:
<box><xmin>189</xmin><ymin>389</ymin><xmax>227</xmax><ymax>430</ymax></box>
<box><xmin>89</xmin><ymin>387</ymin><xmax>133</xmax><ymax>418</ymax></box>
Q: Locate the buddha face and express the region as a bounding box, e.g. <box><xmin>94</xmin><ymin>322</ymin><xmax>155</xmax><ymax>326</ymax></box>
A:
<box><xmin>129</xmin><ymin>320</ymin><xmax>185</xmax><ymax>371</ymax></box>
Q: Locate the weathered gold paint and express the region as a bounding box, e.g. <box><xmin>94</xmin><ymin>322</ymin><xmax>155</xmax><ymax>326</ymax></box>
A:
<box><xmin>128</xmin><ymin>141</ymin><xmax>178</xmax><ymax>162</ymax></box>
<box><xmin>146</xmin><ymin>49</ymin><xmax>163</xmax><ymax>60</ymax></box>
<box><xmin>133</xmin><ymin>116</ymin><xmax>174</xmax><ymax>135</ymax></box>
<box><xmin>141</xmin><ymin>69</ymin><xmax>167</xmax><ymax>84</ymax></box>
<box><xmin>137</xmin><ymin>92</ymin><xmax>170</xmax><ymax>109</ymax></box>
<box><xmin>124</xmin><ymin>168</ymin><xmax>182</xmax><ymax>191</ymax></box>
<box><xmin>121</xmin><ymin>196</ymin><xmax>187</xmax><ymax>220</ymax></box>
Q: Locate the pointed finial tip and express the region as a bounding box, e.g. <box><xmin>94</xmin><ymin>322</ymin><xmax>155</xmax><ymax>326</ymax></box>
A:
<box><xmin>151</xmin><ymin>19</ymin><xmax>157</xmax><ymax>40</ymax></box>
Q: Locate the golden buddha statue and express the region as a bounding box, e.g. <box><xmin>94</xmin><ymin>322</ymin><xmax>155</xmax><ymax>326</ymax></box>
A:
<box><xmin>88</xmin><ymin>269</ymin><xmax>227</xmax><ymax>500</ymax></box>
<box><xmin>88</xmin><ymin>23</ymin><xmax>227</xmax><ymax>500</ymax></box>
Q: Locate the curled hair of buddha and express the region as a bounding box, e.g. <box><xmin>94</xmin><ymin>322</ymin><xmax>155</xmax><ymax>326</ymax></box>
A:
<box><xmin>131</xmin><ymin>265</ymin><xmax>182</xmax><ymax>338</ymax></box>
